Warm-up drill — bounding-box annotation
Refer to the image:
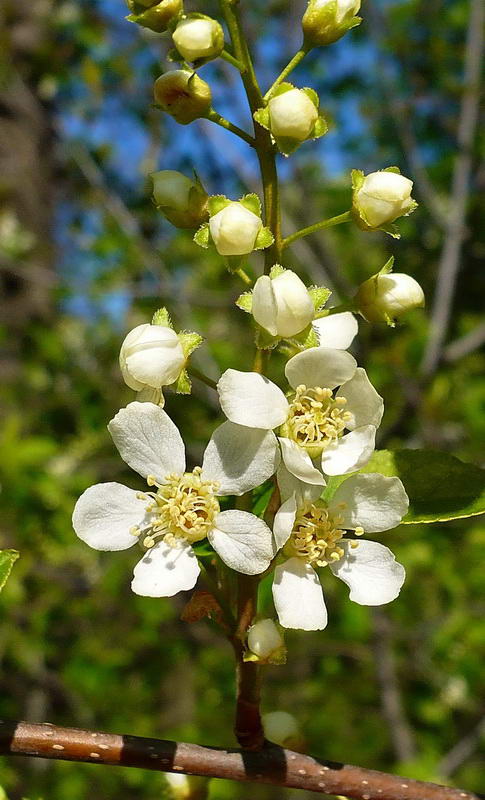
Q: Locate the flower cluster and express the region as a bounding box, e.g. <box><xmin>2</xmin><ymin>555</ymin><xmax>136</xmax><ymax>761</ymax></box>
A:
<box><xmin>73</xmin><ymin>0</ymin><xmax>427</xmax><ymax>641</ymax></box>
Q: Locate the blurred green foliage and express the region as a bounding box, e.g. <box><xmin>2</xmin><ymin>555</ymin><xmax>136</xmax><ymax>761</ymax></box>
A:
<box><xmin>0</xmin><ymin>0</ymin><xmax>484</xmax><ymax>798</ymax></box>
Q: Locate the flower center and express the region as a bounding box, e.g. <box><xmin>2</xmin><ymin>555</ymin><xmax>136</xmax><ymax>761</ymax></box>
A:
<box><xmin>283</xmin><ymin>385</ymin><xmax>352</xmax><ymax>458</ymax></box>
<box><xmin>132</xmin><ymin>467</ymin><xmax>220</xmax><ymax>548</ymax></box>
<box><xmin>283</xmin><ymin>502</ymin><xmax>362</xmax><ymax>568</ymax></box>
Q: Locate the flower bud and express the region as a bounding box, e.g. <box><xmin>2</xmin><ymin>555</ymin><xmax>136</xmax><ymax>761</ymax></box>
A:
<box><xmin>356</xmin><ymin>272</ymin><xmax>425</xmax><ymax>324</ymax></box>
<box><xmin>268</xmin><ymin>88</ymin><xmax>318</xmax><ymax>142</ymax></box>
<box><xmin>247</xmin><ymin>619</ymin><xmax>284</xmax><ymax>661</ymax></box>
<box><xmin>209</xmin><ymin>202</ymin><xmax>262</xmax><ymax>256</ymax></box>
<box><xmin>119</xmin><ymin>323</ymin><xmax>185</xmax><ymax>391</ymax></box>
<box><xmin>302</xmin><ymin>0</ymin><xmax>361</xmax><ymax>46</ymax></box>
<box><xmin>126</xmin><ymin>0</ymin><xmax>182</xmax><ymax>33</ymax></box>
<box><xmin>252</xmin><ymin>270</ymin><xmax>315</xmax><ymax>338</ymax></box>
<box><xmin>173</xmin><ymin>15</ymin><xmax>224</xmax><ymax>63</ymax></box>
<box><xmin>262</xmin><ymin>711</ymin><xmax>302</xmax><ymax>749</ymax></box>
<box><xmin>151</xmin><ymin>170</ymin><xmax>208</xmax><ymax>229</ymax></box>
<box><xmin>352</xmin><ymin>169</ymin><xmax>417</xmax><ymax>230</ymax></box>
<box><xmin>154</xmin><ymin>70</ymin><xmax>212</xmax><ymax>125</ymax></box>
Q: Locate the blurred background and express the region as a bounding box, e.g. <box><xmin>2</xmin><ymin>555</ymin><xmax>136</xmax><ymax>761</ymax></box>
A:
<box><xmin>0</xmin><ymin>0</ymin><xmax>484</xmax><ymax>797</ymax></box>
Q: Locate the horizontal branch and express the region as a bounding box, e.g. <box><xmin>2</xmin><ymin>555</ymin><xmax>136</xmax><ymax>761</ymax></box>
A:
<box><xmin>0</xmin><ymin>721</ymin><xmax>483</xmax><ymax>800</ymax></box>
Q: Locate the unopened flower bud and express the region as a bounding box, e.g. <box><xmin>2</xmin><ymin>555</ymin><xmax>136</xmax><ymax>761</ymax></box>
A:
<box><xmin>252</xmin><ymin>270</ymin><xmax>315</xmax><ymax>338</ymax></box>
<box><xmin>248</xmin><ymin>619</ymin><xmax>284</xmax><ymax>660</ymax></box>
<box><xmin>154</xmin><ymin>70</ymin><xmax>212</xmax><ymax>125</ymax></box>
<box><xmin>126</xmin><ymin>0</ymin><xmax>182</xmax><ymax>33</ymax></box>
<box><xmin>151</xmin><ymin>170</ymin><xmax>208</xmax><ymax>229</ymax></box>
<box><xmin>352</xmin><ymin>169</ymin><xmax>417</xmax><ymax>230</ymax></box>
<box><xmin>165</xmin><ymin>773</ymin><xmax>207</xmax><ymax>799</ymax></box>
<box><xmin>119</xmin><ymin>323</ymin><xmax>185</xmax><ymax>391</ymax></box>
<box><xmin>263</xmin><ymin>711</ymin><xmax>302</xmax><ymax>749</ymax></box>
<box><xmin>356</xmin><ymin>272</ymin><xmax>425</xmax><ymax>324</ymax></box>
<box><xmin>209</xmin><ymin>202</ymin><xmax>262</xmax><ymax>256</ymax></box>
<box><xmin>268</xmin><ymin>88</ymin><xmax>318</xmax><ymax>142</ymax></box>
<box><xmin>173</xmin><ymin>15</ymin><xmax>224</xmax><ymax>63</ymax></box>
<box><xmin>302</xmin><ymin>0</ymin><xmax>361</xmax><ymax>46</ymax></box>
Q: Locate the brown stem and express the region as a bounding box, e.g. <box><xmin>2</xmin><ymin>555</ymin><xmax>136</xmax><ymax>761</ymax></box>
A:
<box><xmin>0</xmin><ymin>721</ymin><xmax>482</xmax><ymax>800</ymax></box>
<box><xmin>233</xmin><ymin>575</ymin><xmax>264</xmax><ymax>750</ymax></box>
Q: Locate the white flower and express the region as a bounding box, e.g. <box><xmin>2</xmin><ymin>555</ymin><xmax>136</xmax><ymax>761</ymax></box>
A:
<box><xmin>252</xmin><ymin>270</ymin><xmax>315</xmax><ymax>337</ymax></box>
<box><xmin>217</xmin><ymin>347</ymin><xmax>383</xmax><ymax>486</ymax></box>
<box><xmin>356</xmin><ymin>273</ymin><xmax>425</xmax><ymax>323</ymax></box>
<box><xmin>72</xmin><ymin>402</ymin><xmax>279</xmax><ymax>597</ymax></box>
<box><xmin>268</xmin><ymin>89</ymin><xmax>318</xmax><ymax>142</ymax></box>
<box><xmin>247</xmin><ymin>619</ymin><xmax>284</xmax><ymax>660</ymax></box>
<box><xmin>119</xmin><ymin>324</ymin><xmax>185</xmax><ymax>393</ymax></box>
<box><xmin>302</xmin><ymin>0</ymin><xmax>361</xmax><ymax>46</ymax></box>
<box><xmin>209</xmin><ymin>202</ymin><xmax>263</xmax><ymax>256</ymax></box>
<box><xmin>353</xmin><ymin>170</ymin><xmax>416</xmax><ymax>229</ymax></box>
<box><xmin>312</xmin><ymin>311</ymin><xmax>358</xmax><ymax>349</ymax></box>
<box><xmin>272</xmin><ymin>473</ymin><xmax>408</xmax><ymax>630</ymax></box>
<box><xmin>172</xmin><ymin>17</ymin><xmax>224</xmax><ymax>63</ymax></box>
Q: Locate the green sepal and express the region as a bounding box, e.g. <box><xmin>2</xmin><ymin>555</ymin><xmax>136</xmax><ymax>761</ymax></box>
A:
<box><xmin>308</xmin><ymin>285</ymin><xmax>332</xmax><ymax>311</ymax></box>
<box><xmin>255</xmin><ymin>323</ymin><xmax>280</xmax><ymax>350</ymax></box>
<box><xmin>239</xmin><ymin>193</ymin><xmax>262</xmax><ymax>217</ymax></box>
<box><xmin>269</xmin><ymin>264</ymin><xmax>286</xmax><ymax>279</ymax></box>
<box><xmin>378</xmin><ymin>256</ymin><xmax>395</xmax><ymax>275</ymax></box>
<box><xmin>152</xmin><ymin>307</ymin><xmax>173</xmax><ymax>327</ymax></box>
<box><xmin>301</xmin><ymin>86</ymin><xmax>319</xmax><ymax>108</ymax></box>
<box><xmin>274</xmin><ymin>136</ymin><xmax>300</xmax><ymax>157</ymax></box>
<box><xmin>312</xmin><ymin>115</ymin><xmax>328</xmax><ymax>139</ymax></box>
<box><xmin>208</xmin><ymin>194</ymin><xmax>231</xmax><ymax>216</ymax></box>
<box><xmin>326</xmin><ymin>449</ymin><xmax>485</xmax><ymax>524</ymax></box>
<box><xmin>178</xmin><ymin>330</ymin><xmax>203</xmax><ymax>359</ymax></box>
<box><xmin>270</xmin><ymin>82</ymin><xmax>295</xmax><ymax>99</ymax></box>
<box><xmin>383</xmin><ymin>166</ymin><xmax>401</xmax><ymax>174</ymax></box>
<box><xmin>288</xmin><ymin>323</ymin><xmax>319</xmax><ymax>351</ymax></box>
<box><xmin>0</xmin><ymin>550</ymin><xmax>19</xmax><ymax>592</ymax></box>
<box><xmin>351</xmin><ymin>168</ymin><xmax>365</xmax><ymax>191</ymax></box>
<box><xmin>243</xmin><ymin>646</ymin><xmax>287</xmax><ymax>666</ymax></box>
<box><xmin>254</xmin><ymin>226</ymin><xmax>275</xmax><ymax>250</ymax></box>
<box><xmin>193</xmin><ymin>223</ymin><xmax>210</xmax><ymax>248</ymax></box>
<box><xmin>379</xmin><ymin>223</ymin><xmax>401</xmax><ymax>239</ymax></box>
<box><xmin>349</xmin><ymin>16</ymin><xmax>362</xmax><ymax>30</ymax></box>
<box><xmin>253</xmin><ymin>107</ymin><xmax>270</xmax><ymax>131</ymax></box>
<box><xmin>236</xmin><ymin>291</ymin><xmax>253</xmax><ymax>313</ymax></box>
<box><xmin>175</xmin><ymin>368</ymin><xmax>191</xmax><ymax>394</ymax></box>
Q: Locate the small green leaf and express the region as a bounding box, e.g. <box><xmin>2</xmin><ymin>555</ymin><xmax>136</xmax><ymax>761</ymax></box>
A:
<box><xmin>308</xmin><ymin>286</ymin><xmax>332</xmax><ymax>311</ymax></box>
<box><xmin>330</xmin><ymin>450</ymin><xmax>485</xmax><ymax>524</ymax></box>
<box><xmin>254</xmin><ymin>226</ymin><xmax>275</xmax><ymax>250</ymax></box>
<box><xmin>236</xmin><ymin>291</ymin><xmax>253</xmax><ymax>313</ymax></box>
<box><xmin>193</xmin><ymin>223</ymin><xmax>210</xmax><ymax>248</ymax></box>
<box><xmin>0</xmin><ymin>550</ymin><xmax>19</xmax><ymax>593</ymax></box>
<box><xmin>152</xmin><ymin>307</ymin><xmax>173</xmax><ymax>327</ymax></box>
<box><xmin>239</xmin><ymin>193</ymin><xmax>261</xmax><ymax>217</ymax></box>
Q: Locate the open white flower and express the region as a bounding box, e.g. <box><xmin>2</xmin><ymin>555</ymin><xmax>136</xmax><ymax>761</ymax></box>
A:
<box><xmin>272</xmin><ymin>473</ymin><xmax>408</xmax><ymax>630</ymax></box>
<box><xmin>217</xmin><ymin>347</ymin><xmax>383</xmax><ymax>486</ymax></box>
<box><xmin>73</xmin><ymin>402</ymin><xmax>279</xmax><ymax>597</ymax></box>
<box><xmin>312</xmin><ymin>311</ymin><xmax>358</xmax><ymax>349</ymax></box>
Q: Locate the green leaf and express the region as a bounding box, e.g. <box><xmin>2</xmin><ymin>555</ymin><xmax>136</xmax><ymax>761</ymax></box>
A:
<box><xmin>152</xmin><ymin>307</ymin><xmax>172</xmax><ymax>327</ymax></box>
<box><xmin>193</xmin><ymin>223</ymin><xmax>210</xmax><ymax>248</ymax></box>
<box><xmin>239</xmin><ymin>193</ymin><xmax>261</xmax><ymax>216</ymax></box>
<box><xmin>0</xmin><ymin>550</ymin><xmax>19</xmax><ymax>593</ymax></box>
<box><xmin>308</xmin><ymin>285</ymin><xmax>332</xmax><ymax>311</ymax></box>
<box><xmin>331</xmin><ymin>450</ymin><xmax>485</xmax><ymax>524</ymax></box>
<box><xmin>236</xmin><ymin>291</ymin><xmax>253</xmax><ymax>313</ymax></box>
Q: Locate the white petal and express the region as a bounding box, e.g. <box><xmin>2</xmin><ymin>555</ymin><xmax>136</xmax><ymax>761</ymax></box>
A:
<box><xmin>201</xmin><ymin>422</ymin><xmax>280</xmax><ymax>496</ymax></box>
<box><xmin>321</xmin><ymin>425</ymin><xmax>376</xmax><ymax>476</ymax></box>
<box><xmin>208</xmin><ymin>510</ymin><xmax>274</xmax><ymax>575</ymax></box>
<box><xmin>329</xmin><ymin>474</ymin><xmax>409</xmax><ymax>533</ymax></box>
<box><xmin>273</xmin><ymin>495</ymin><xmax>297</xmax><ymax>551</ymax></box>
<box><xmin>279</xmin><ymin>437</ymin><xmax>326</xmax><ymax>486</ymax></box>
<box><xmin>313</xmin><ymin>312</ymin><xmax>358</xmax><ymax>350</ymax></box>
<box><xmin>272</xmin><ymin>558</ymin><xmax>328</xmax><ymax>630</ymax></box>
<box><xmin>72</xmin><ymin>482</ymin><xmax>145</xmax><ymax>551</ymax></box>
<box><xmin>131</xmin><ymin>541</ymin><xmax>200</xmax><ymax>598</ymax></box>
<box><xmin>108</xmin><ymin>402</ymin><xmax>185</xmax><ymax>482</ymax></box>
<box><xmin>285</xmin><ymin>347</ymin><xmax>357</xmax><ymax>390</ymax></box>
<box><xmin>217</xmin><ymin>369</ymin><xmax>289</xmax><ymax>429</ymax></box>
<box><xmin>330</xmin><ymin>540</ymin><xmax>405</xmax><ymax>605</ymax></box>
<box><xmin>337</xmin><ymin>368</ymin><xmax>384</xmax><ymax>430</ymax></box>
<box><xmin>276</xmin><ymin>463</ymin><xmax>323</xmax><ymax>505</ymax></box>
<box><xmin>252</xmin><ymin>276</ymin><xmax>278</xmax><ymax>336</ymax></box>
